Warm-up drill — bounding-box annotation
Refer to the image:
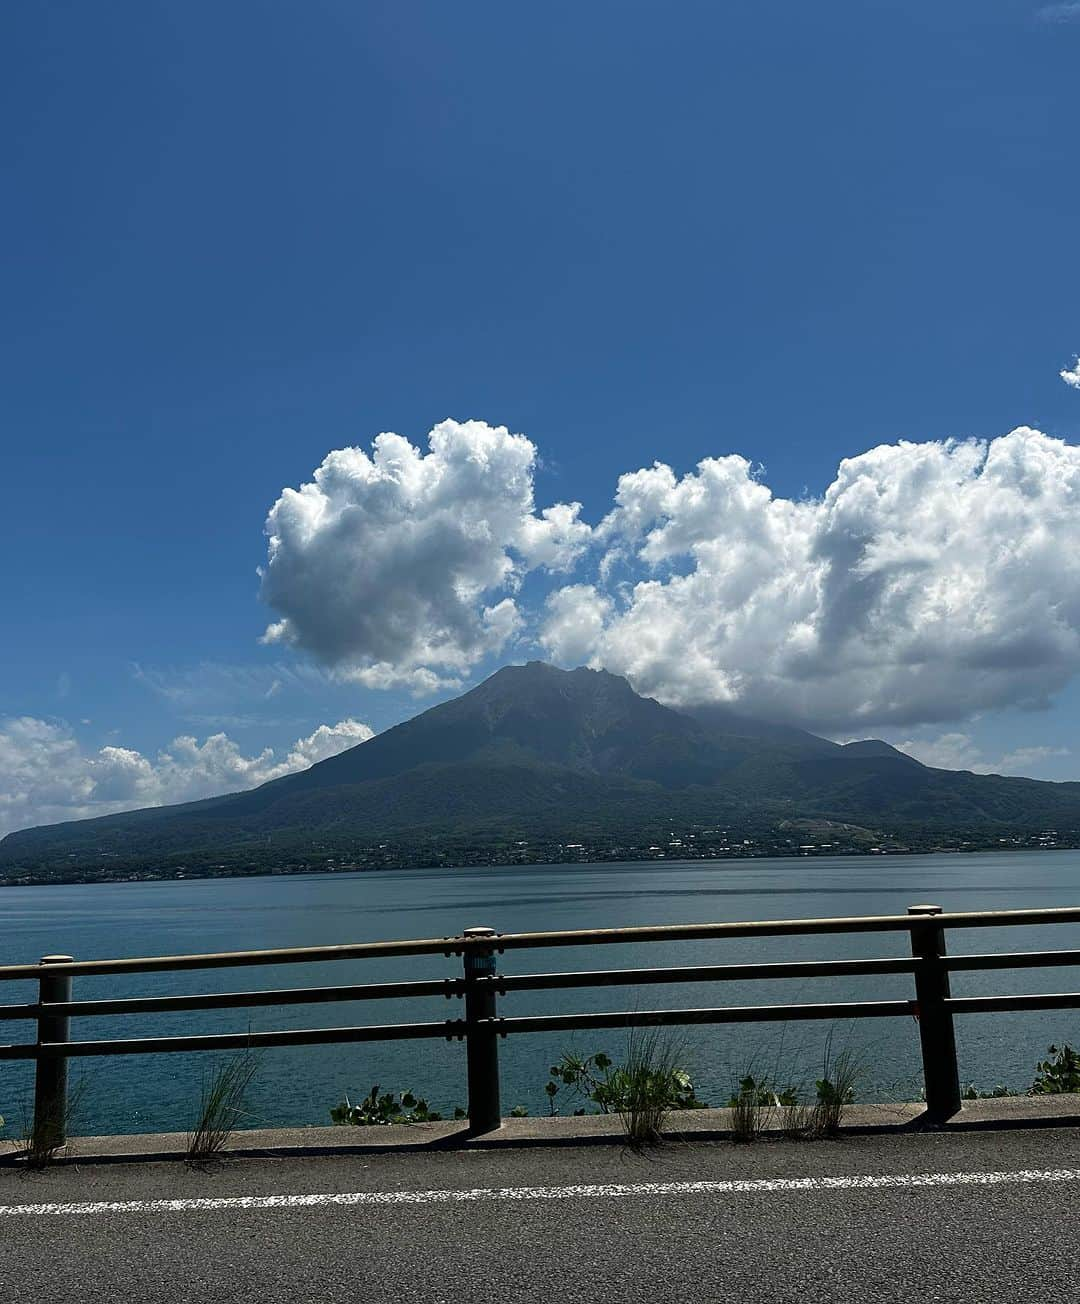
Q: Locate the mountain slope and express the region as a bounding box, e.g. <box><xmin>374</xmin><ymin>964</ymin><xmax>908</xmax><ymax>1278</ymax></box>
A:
<box><xmin>3</xmin><ymin>662</ymin><xmax>1080</xmax><ymax>879</ymax></box>
<box><xmin>251</xmin><ymin>661</ymin><xmax>754</xmax><ymax>795</ymax></box>
<box><xmin>684</xmin><ymin>703</ymin><xmax>841</xmax><ymax>755</ymax></box>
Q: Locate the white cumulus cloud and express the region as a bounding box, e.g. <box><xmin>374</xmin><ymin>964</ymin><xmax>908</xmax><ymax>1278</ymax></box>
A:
<box><xmin>282</xmin><ymin>719</ymin><xmax>374</xmax><ymax>768</ymax></box>
<box><xmin>540</xmin><ymin>427</ymin><xmax>1080</xmax><ymax>730</ymax></box>
<box><xmin>0</xmin><ymin>717</ymin><xmax>373</xmax><ymax>837</ymax></box>
<box><xmin>260</xmin><ymin>419</ymin><xmax>590</xmax><ymax>692</ymax></box>
<box><xmin>1062</xmin><ymin>355</ymin><xmax>1080</xmax><ymax>389</ymax></box>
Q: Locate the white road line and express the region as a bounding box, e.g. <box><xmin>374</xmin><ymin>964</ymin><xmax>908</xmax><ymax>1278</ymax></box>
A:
<box><xmin>2</xmin><ymin>1168</ymin><xmax>1080</xmax><ymax>1217</ymax></box>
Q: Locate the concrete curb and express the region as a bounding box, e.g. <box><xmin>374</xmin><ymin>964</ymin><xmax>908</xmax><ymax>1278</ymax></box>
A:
<box><xmin>3</xmin><ymin>1095</ymin><xmax>1079</xmax><ymax>1167</ymax></box>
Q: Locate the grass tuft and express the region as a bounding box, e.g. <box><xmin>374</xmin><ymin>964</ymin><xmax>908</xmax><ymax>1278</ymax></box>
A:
<box><xmin>546</xmin><ymin>1033</ymin><xmax>703</xmax><ymax>1148</ymax></box>
<box><xmin>728</xmin><ymin>1073</ymin><xmax>799</xmax><ymax>1142</ymax></box>
<box><xmin>778</xmin><ymin>1100</ymin><xmax>817</xmax><ymax>1141</ymax></box>
<box><xmin>616</xmin><ymin>1028</ymin><xmax>686</xmax><ymax>1150</ymax></box>
<box><xmin>729</xmin><ymin>1078</ymin><xmax>771</xmax><ymax>1143</ymax></box>
<box><xmin>16</xmin><ymin>1076</ymin><xmax>90</xmax><ymax>1169</ymax></box>
<box><xmin>810</xmin><ymin>1038</ymin><xmax>859</xmax><ymax>1137</ymax></box>
<box><xmin>186</xmin><ymin>1052</ymin><xmax>260</xmax><ymax>1168</ymax></box>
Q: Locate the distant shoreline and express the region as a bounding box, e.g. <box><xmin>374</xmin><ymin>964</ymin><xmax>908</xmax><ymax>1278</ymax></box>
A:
<box><xmin>2</xmin><ymin>840</ymin><xmax>1075</xmax><ymax>890</ymax></box>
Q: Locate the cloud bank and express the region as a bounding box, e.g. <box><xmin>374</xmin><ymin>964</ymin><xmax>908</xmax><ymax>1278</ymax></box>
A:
<box><xmin>260</xmin><ymin>419</ymin><xmax>589</xmax><ymax>692</ymax></box>
<box><xmin>543</xmin><ymin>428</ymin><xmax>1080</xmax><ymax>729</ymax></box>
<box><xmin>893</xmin><ymin>733</ymin><xmax>1070</xmax><ymax>776</ymax></box>
<box><xmin>263</xmin><ymin>423</ymin><xmax>1080</xmax><ymax>733</ymax></box>
<box><xmin>0</xmin><ymin>717</ymin><xmax>372</xmax><ymax>838</ymax></box>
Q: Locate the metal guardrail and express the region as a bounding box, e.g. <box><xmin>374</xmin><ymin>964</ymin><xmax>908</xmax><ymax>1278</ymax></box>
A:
<box><xmin>4</xmin><ymin>903</ymin><xmax>1080</xmax><ymax>1144</ymax></box>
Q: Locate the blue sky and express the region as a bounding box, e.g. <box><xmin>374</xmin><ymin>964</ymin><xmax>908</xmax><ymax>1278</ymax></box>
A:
<box><xmin>2</xmin><ymin>1</ymin><xmax>1079</xmax><ymax>833</ymax></box>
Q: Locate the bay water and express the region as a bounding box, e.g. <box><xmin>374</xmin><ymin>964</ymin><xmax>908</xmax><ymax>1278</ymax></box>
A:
<box><xmin>3</xmin><ymin>850</ymin><xmax>1080</xmax><ymax>1137</ymax></box>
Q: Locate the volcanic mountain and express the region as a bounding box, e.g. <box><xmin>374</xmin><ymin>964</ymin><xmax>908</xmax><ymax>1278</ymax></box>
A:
<box><xmin>3</xmin><ymin>662</ymin><xmax>1079</xmax><ymax>879</ymax></box>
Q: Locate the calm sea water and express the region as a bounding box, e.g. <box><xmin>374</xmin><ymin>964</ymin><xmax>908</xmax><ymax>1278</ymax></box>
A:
<box><xmin>3</xmin><ymin>851</ymin><xmax>1080</xmax><ymax>1136</ymax></box>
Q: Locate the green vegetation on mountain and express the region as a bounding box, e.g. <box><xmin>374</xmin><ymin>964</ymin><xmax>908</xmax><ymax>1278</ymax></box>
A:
<box><xmin>3</xmin><ymin>662</ymin><xmax>1079</xmax><ymax>883</ymax></box>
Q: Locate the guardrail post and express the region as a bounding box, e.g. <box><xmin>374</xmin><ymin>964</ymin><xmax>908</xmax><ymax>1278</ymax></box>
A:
<box><xmin>461</xmin><ymin>926</ymin><xmax>501</xmax><ymax>1134</ymax></box>
<box><xmin>908</xmin><ymin>905</ymin><xmax>961</xmax><ymax>1123</ymax></box>
<box><xmin>34</xmin><ymin>955</ymin><xmax>73</xmax><ymax>1151</ymax></box>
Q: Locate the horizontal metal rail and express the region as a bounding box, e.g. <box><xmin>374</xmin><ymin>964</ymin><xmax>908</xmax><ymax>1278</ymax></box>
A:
<box><xmin>480</xmin><ymin>999</ymin><xmax>917</xmax><ymax>1035</ymax></box>
<box><xmin>0</xmin><ymin>1018</ymin><xmax>463</xmax><ymax>1061</ymax></box>
<box><xmin>482</xmin><ymin>956</ymin><xmax>918</xmax><ymax>993</ymax></box>
<box><xmin>946</xmin><ymin>949</ymin><xmax>1080</xmax><ymax>972</ymax></box>
<box><xmin>946</xmin><ymin>992</ymin><xmax>1080</xmax><ymax>1014</ymax></box>
<box><xmin>0</xmin><ymin>1002</ymin><xmax>38</xmax><ymax>1023</ymax></box>
<box><xmin>475</xmin><ymin>906</ymin><xmax>1080</xmax><ymax>951</ymax></box>
<box><xmin>3</xmin><ymin>905</ymin><xmax>1080</xmax><ymax>983</ymax></box>
<box><xmin>0</xmin><ymin>977</ymin><xmax>464</xmax><ymax>1022</ymax></box>
<box><xmin>0</xmin><ymin>936</ymin><xmax>463</xmax><ymax>982</ymax></box>
<box><xmin>0</xmin><ymin>995</ymin><xmax>917</xmax><ymax>1061</ymax></box>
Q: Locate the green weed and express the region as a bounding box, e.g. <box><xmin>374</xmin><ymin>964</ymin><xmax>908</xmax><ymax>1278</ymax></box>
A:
<box><xmin>186</xmin><ymin>1052</ymin><xmax>260</xmax><ymax>1167</ymax></box>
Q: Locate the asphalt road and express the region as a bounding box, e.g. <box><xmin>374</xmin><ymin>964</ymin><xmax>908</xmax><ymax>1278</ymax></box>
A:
<box><xmin>3</xmin><ymin>1128</ymin><xmax>1080</xmax><ymax>1303</ymax></box>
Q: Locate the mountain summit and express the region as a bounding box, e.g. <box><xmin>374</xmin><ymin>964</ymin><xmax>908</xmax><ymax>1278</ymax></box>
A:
<box><xmin>3</xmin><ymin>662</ymin><xmax>1078</xmax><ymax>879</ymax></box>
